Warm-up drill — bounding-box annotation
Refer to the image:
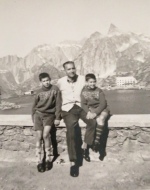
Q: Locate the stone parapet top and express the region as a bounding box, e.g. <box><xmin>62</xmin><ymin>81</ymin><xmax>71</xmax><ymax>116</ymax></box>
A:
<box><xmin>0</xmin><ymin>114</ymin><xmax>150</xmax><ymax>127</ymax></box>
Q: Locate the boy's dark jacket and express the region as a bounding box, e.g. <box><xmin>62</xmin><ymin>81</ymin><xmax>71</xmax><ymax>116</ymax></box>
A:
<box><xmin>81</xmin><ymin>86</ymin><xmax>107</xmax><ymax>115</ymax></box>
<box><xmin>32</xmin><ymin>85</ymin><xmax>61</xmax><ymax>120</ymax></box>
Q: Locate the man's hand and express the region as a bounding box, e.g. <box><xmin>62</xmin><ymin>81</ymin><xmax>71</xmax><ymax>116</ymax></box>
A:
<box><xmin>86</xmin><ymin>111</ymin><xmax>91</xmax><ymax>119</ymax></box>
<box><xmin>86</xmin><ymin>111</ymin><xmax>97</xmax><ymax>119</ymax></box>
<box><xmin>89</xmin><ymin>112</ymin><xmax>97</xmax><ymax>119</ymax></box>
<box><xmin>54</xmin><ymin>120</ymin><xmax>60</xmax><ymax>126</ymax></box>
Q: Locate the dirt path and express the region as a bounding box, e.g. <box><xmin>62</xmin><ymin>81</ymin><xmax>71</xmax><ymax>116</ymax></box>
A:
<box><xmin>0</xmin><ymin>154</ymin><xmax>150</xmax><ymax>190</ymax></box>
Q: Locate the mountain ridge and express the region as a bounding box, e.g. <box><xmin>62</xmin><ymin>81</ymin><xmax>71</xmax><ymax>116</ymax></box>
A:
<box><xmin>1</xmin><ymin>24</ymin><xmax>150</xmax><ymax>96</ymax></box>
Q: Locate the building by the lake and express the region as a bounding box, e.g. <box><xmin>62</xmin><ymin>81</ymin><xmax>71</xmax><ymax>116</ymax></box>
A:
<box><xmin>24</xmin><ymin>90</ymin><xmax>34</xmax><ymax>95</ymax></box>
<box><xmin>116</xmin><ymin>76</ymin><xmax>137</xmax><ymax>87</ymax></box>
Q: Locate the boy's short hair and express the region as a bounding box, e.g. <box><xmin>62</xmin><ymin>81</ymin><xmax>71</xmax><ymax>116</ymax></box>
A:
<box><xmin>63</xmin><ymin>61</ymin><xmax>75</xmax><ymax>69</ymax></box>
<box><xmin>85</xmin><ymin>73</ymin><xmax>97</xmax><ymax>81</ymax></box>
<box><xmin>39</xmin><ymin>72</ymin><xmax>51</xmax><ymax>81</ymax></box>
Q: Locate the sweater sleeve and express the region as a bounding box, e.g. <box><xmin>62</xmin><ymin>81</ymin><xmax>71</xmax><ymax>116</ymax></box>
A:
<box><xmin>81</xmin><ymin>89</ymin><xmax>89</xmax><ymax>113</ymax></box>
<box><xmin>93</xmin><ymin>89</ymin><xmax>107</xmax><ymax>115</ymax></box>
<box><xmin>31</xmin><ymin>94</ymin><xmax>39</xmax><ymax>122</ymax></box>
<box><xmin>55</xmin><ymin>89</ymin><xmax>62</xmax><ymax>120</ymax></box>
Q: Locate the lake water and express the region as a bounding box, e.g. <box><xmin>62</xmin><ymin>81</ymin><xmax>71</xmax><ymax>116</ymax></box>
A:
<box><xmin>0</xmin><ymin>90</ymin><xmax>150</xmax><ymax>115</ymax></box>
<box><xmin>105</xmin><ymin>90</ymin><xmax>150</xmax><ymax>114</ymax></box>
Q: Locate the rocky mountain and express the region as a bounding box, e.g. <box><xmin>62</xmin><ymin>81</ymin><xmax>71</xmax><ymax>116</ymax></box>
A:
<box><xmin>0</xmin><ymin>42</ymin><xmax>82</xmax><ymax>96</ymax></box>
<box><xmin>0</xmin><ymin>70</ymin><xmax>18</xmax><ymax>98</ymax></box>
<box><xmin>75</xmin><ymin>24</ymin><xmax>150</xmax><ymax>81</ymax></box>
<box><xmin>75</xmin><ymin>31</ymin><xmax>117</xmax><ymax>77</ymax></box>
<box><xmin>0</xmin><ymin>42</ymin><xmax>82</xmax><ymax>83</ymax></box>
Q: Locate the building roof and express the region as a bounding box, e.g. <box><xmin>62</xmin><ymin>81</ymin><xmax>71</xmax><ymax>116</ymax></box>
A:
<box><xmin>116</xmin><ymin>76</ymin><xmax>136</xmax><ymax>80</ymax></box>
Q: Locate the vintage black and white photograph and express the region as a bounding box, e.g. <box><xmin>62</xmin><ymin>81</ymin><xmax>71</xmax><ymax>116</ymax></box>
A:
<box><xmin>0</xmin><ymin>0</ymin><xmax>150</xmax><ymax>189</ymax></box>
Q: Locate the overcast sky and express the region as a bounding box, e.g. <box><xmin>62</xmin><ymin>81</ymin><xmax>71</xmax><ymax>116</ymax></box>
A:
<box><xmin>0</xmin><ymin>0</ymin><xmax>150</xmax><ymax>57</ymax></box>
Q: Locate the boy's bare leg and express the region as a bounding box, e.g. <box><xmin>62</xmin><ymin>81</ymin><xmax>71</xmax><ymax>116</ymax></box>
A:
<box><xmin>43</xmin><ymin>125</ymin><xmax>52</xmax><ymax>162</ymax></box>
<box><xmin>36</xmin><ymin>130</ymin><xmax>43</xmax><ymax>164</ymax></box>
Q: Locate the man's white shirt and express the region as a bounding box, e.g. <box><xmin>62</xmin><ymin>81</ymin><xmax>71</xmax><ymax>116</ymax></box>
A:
<box><xmin>57</xmin><ymin>75</ymin><xmax>85</xmax><ymax>112</ymax></box>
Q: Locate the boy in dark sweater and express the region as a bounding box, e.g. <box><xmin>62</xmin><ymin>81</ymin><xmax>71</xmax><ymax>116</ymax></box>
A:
<box><xmin>32</xmin><ymin>73</ymin><xmax>61</xmax><ymax>172</ymax></box>
<box><xmin>81</xmin><ymin>73</ymin><xmax>109</xmax><ymax>159</ymax></box>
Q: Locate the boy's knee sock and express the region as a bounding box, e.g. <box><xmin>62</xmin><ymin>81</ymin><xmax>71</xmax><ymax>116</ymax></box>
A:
<box><xmin>36</xmin><ymin>147</ymin><xmax>42</xmax><ymax>164</ymax></box>
<box><xmin>45</xmin><ymin>147</ymin><xmax>52</xmax><ymax>162</ymax></box>
<box><xmin>95</xmin><ymin>125</ymin><xmax>103</xmax><ymax>144</ymax></box>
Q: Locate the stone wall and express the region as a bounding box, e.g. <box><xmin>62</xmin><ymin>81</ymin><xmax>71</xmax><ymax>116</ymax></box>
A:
<box><xmin>0</xmin><ymin>125</ymin><xmax>150</xmax><ymax>154</ymax></box>
<box><xmin>0</xmin><ymin>126</ymin><xmax>67</xmax><ymax>152</ymax></box>
<box><xmin>106</xmin><ymin>126</ymin><xmax>150</xmax><ymax>155</ymax></box>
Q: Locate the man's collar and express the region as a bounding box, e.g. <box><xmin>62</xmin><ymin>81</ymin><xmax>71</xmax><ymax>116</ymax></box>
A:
<box><xmin>67</xmin><ymin>75</ymin><xmax>78</xmax><ymax>83</ymax></box>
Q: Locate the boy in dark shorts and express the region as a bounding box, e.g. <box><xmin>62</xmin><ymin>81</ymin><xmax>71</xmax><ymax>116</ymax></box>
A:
<box><xmin>81</xmin><ymin>73</ymin><xmax>109</xmax><ymax>160</ymax></box>
<box><xmin>32</xmin><ymin>72</ymin><xmax>61</xmax><ymax>172</ymax></box>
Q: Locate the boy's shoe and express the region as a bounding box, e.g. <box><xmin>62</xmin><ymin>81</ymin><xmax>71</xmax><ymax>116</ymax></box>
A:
<box><xmin>92</xmin><ymin>142</ymin><xmax>100</xmax><ymax>152</ymax></box>
<box><xmin>70</xmin><ymin>165</ymin><xmax>79</xmax><ymax>177</ymax></box>
<box><xmin>99</xmin><ymin>151</ymin><xmax>107</xmax><ymax>161</ymax></box>
<box><xmin>37</xmin><ymin>163</ymin><xmax>45</xmax><ymax>173</ymax></box>
<box><xmin>45</xmin><ymin>161</ymin><xmax>53</xmax><ymax>171</ymax></box>
<box><xmin>83</xmin><ymin>149</ymin><xmax>90</xmax><ymax>162</ymax></box>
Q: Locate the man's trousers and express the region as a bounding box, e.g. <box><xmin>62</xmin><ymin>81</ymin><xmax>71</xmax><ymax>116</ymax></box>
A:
<box><xmin>61</xmin><ymin>104</ymin><xmax>96</xmax><ymax>162</ymax></box>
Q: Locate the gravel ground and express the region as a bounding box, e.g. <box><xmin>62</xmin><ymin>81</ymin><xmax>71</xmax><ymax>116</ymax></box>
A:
<box><xmin>0</xmin><ymin>152</ymin><xmax>150</xmax><ymax>190</ymax></box>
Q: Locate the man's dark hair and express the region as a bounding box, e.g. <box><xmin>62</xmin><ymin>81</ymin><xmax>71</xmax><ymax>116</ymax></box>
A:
<box><xmin>85</xmin><ymin>73</ymin><xmax>97</xmax><ymax>81</ymax></box>
<box><xmin>63</xmin><ymin>61</ymin><xmax>75</xmax><ymax>69</ymax></box>
<box><xmin>39</xmin><ymin>72</ymin><xmax>51</xmax><ymax>81</ymax></box>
